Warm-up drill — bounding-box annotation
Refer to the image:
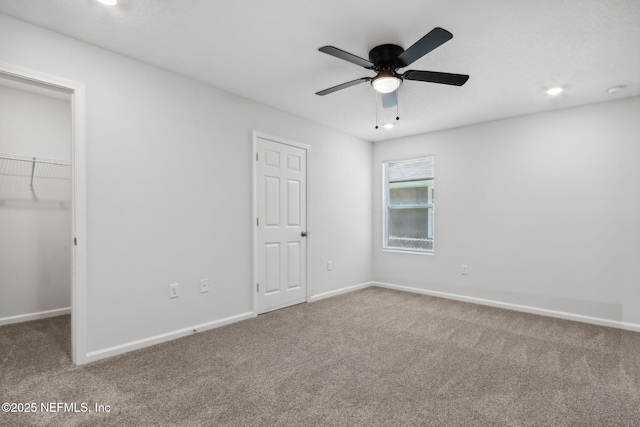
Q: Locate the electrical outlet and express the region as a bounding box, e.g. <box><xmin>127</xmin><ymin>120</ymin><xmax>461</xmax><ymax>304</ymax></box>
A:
<box><xmin>169</xmin><ymin>283</ymin><xmax>179</xmax><ymax>298</ymax></box>
<box><xmin>461</xmin><ymin>265</ymin><xmax>469</xmax><ymax>275</ymax></box>
<box><xmin>200</xmin><ymin>279</ymin><xmax>210</xmax><ymax>293</ymax></box>
<box><xmin>327</xmin><ymin>261</ymin><xmax>333</xmax><ymax>271</ymax></box>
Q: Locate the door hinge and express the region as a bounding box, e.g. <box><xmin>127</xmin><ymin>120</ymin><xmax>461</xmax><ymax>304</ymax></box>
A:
<box><xmin>257</xmin><ymin>283</ymin><xmax>259</xmax><ymax>292</ymax></box>
<box><xmin>74</xmin><ymin>237</ymin><xmax>77</xmax><ymax>246</ymax></box>
<box><xmin>256</xmin><ymin>152</ymin><xmax>258</xmax><ymax>161</ymax></box>
<box><xmin>257</xmin><ymin>218</ymin><xmax>259</xmax><ymax>226</ymax></box>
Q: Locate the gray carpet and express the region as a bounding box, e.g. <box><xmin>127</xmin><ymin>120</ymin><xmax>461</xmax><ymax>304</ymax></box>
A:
<box><xmin>1</xmin><ymin>287</ymin><xmax>639</xmax><ymax>426</ymax></box>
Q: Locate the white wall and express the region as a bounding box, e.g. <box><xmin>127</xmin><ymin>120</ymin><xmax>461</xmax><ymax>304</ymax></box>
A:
<box><xmin>0</xmin><ymin>14</ymin><xmax>372</xmax><ymax>355</ymax></box>
<box><xmin>0</xmin><ymin>85</ymin><xmax>71</xmax><ymax>321</ymax></box>
<box><xmin>0</xmin><ymin>84</ymin><xmax>70</xmax><ymax>159</ymax></box>
<box><xmin>373</xmin><ymin>96</ymin><xmax>640</xmax><ymax>325</ymax></box>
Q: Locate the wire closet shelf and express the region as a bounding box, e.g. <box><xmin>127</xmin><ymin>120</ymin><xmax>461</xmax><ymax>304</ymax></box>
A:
<box><xmin>0</xmin><ymin>152</ymin><xmax>71</xmax><ymax>189</ymax></box>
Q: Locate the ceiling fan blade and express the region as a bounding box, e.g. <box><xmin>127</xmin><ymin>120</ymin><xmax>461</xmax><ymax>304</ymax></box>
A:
<box><xmin>397</xmin><ymin>27</ymin><xmax>453</xmax><ymax>67</ymax></box>
<box><xmin>381</xmin><ymin>91</ymin><xmax>397</xmax><ymax>108</ymax></box>
<box><xmin>319</xmin><ymin>46</ymin><xmax>374</xmax><ymax>69</ymax></box>
<box><xmin>315</xmin><ymin>78</ymin><xmax>371</xmax><ymax>96</ymax></box>
<box><xmin>403</xmin><ymin>70</ymin><xmax>469</xmax><ymax>86</ymax></box>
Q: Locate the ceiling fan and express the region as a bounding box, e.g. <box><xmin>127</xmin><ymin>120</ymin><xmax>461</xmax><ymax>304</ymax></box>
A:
<box><xmin>316</xmin><ymin>27</ymin><xmax>469</xmax><ymax>108</ymax></box>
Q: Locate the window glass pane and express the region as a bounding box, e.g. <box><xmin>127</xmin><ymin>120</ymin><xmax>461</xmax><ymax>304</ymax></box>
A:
<box><xmin>390</xmin><ymin>187</ymin><xmax>418</xmax><ymax>204</ymax></box>
<box><xmin>388</xmin><ymin>159</ymin><xmax>433</xmax><ymax>182</ymax></box>
<box><xmin>387</xmin><ymin>207</ymin><xmax>433</xmax><ymax>251</ymax></box>
<box><xmin>384</xmin><ymin>157</ymin><xmax>434</xmax><ymax>252</ymax></box>
<box><xmin>417</xmin><ymin>186</ymin><xmax>429</xmax><ymax>204</ymax></box>
<box><xmin>388</xmin><ymin>180</ymin><xmax>432</xmax><ymax>205</ymax></box>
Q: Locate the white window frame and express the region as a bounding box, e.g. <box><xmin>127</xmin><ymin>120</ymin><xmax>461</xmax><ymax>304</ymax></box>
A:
<box><xmin>382</xmin><ymin>156</ymin><xmax>434</xmax><ymax>254</ymax></box>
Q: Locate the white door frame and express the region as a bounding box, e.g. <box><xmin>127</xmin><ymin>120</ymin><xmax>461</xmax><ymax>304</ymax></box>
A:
<box><xmin>0</xmin><ymin>62</ymin><xmax>88</xmax><ymax>365</ymax></box>
<box><xmin>252</xmin><ymin>131</ymin><xmax>311</xmax><ymax>315</ymax></box>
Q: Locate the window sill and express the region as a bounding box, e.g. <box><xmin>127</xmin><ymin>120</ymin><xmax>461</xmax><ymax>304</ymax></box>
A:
<box><xmin>382</xmin><ymin>248</ymin><xmax>434</xmax><ymax>256</ymax></box>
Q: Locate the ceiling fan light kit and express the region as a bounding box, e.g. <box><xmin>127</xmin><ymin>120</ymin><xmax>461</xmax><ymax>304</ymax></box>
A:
<box><xmin>315</xmin><ymin>27</ymin><xmax>470</xmax><ymax>126</ymax></box>
<box><xmin>371</xmin><ymin>71</ymin><xmax>402</xmax><ymax>93</ymax></box>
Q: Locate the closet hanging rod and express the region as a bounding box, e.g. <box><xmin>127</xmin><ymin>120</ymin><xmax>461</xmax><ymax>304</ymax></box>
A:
<box><xmin>0</xmin><ymin>152</ymin><xmax>71</xmax><ymax>166</ymax></box>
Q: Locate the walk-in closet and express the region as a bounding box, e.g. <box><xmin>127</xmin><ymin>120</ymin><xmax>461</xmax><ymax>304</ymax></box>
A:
<box><xmin>0</xmin><ymin>75</ymin><xmax>72</xmax><ymax>346</ymax></box>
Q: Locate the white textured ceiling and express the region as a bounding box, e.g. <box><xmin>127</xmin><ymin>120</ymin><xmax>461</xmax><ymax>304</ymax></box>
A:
<box><xmin>0</xmin><ymin>0</ymin><xmax>638</xmax><ymax>142</ymax></box>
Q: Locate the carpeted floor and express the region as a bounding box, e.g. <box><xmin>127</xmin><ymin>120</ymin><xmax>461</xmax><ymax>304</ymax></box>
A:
<box><xmin>1</xmin><ymin>287</ymin><xmax>639</xmax><ymax>426</ymax></box>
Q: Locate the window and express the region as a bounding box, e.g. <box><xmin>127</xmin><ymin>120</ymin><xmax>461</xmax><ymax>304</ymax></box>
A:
<box><xmin>383</xmin><ymin>157</ymin><xmax>434</xmax><ymax>253</ymax></box>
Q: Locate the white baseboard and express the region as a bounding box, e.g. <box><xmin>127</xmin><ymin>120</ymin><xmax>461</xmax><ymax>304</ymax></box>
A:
<box><xmin>86</xmin><ymin>282</ymin><xmax>373</xmax><ymax>363</ymax></box>
<box><xmin>308</xmin><ymin>281</ymin><xmax>373</xmax><ymax>303</ymax></box>
<box><xmin>372</xmin><ymin>282</ymin><xmax>640</xmax><ymax>333</ymax></box>
<box><xmin>79</xmin><ymin>280</ymin><xmax>640</xmax><ymax>364</ymax></box>
<box><xmin>86</xmin><ymin>281</ymin><xmax>374</xmax><ymax>363</ymax></box>
<box><xmin>0</xmin><ymin>307</ymin><xmax>71</xmax><ymax>326</ymax></box>
<box><xmin>85</xmin><ymin>311</ymin><xmax>255</xmax><ymax>363</ymax></box>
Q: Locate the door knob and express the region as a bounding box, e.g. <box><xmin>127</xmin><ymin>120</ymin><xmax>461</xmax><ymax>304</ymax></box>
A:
<box><xmin>301</xmin><ymin>231</ymin><xmax>308</xmax><ymax>237</ymax></box>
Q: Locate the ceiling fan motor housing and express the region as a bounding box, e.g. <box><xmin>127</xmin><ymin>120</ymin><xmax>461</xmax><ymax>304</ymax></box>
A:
<box><xmin>368</xmin><ymin>44</ymin><xmax>405</xmax><ymax>71</ymax></box>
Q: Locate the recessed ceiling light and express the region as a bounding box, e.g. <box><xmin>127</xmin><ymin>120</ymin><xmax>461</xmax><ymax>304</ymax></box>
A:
<box><xmin>546</xmin><ymin>87</ymin><xmax>563</xmax><ymax>96</ymax></box>
<box><xmin>383</xmin><ymin>123</ymin><xmax>394</xmax><ymax>130</ymax></box>
<box><xmin>97</xmin><ymin>0</ymin><xmax>117</xmax><ymax>5</ymax></box>
<box><xmin>607</xmin><ymin>85</ymin><xmax>626</xmax><ymax>94</ymax></box>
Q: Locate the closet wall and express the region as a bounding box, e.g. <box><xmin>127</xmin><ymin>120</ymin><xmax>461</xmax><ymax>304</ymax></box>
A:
<box><xmin>0</xmin><ymin>82</ymin><xmax>72</xmax><ymax>323</ymax></box>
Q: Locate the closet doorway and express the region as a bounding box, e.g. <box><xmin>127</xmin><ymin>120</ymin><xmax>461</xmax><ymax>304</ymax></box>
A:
<box><xmin>0</xmin><ymin>63</ymin><xmax>87</xmax><ymax>364</ymax></box>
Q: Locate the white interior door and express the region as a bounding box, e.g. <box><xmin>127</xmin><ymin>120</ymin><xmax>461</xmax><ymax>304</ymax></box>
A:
<box><xmin>256</xmin><ymin>137</ymin><xmax>307</xmax><ymax>313</ymax></box>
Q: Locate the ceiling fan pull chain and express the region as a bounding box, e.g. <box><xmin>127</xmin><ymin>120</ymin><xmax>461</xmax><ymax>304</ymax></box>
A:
<box><xmin>375</xmin><ymin>91</ymin><xmax>379</xmax><ymax>129</ymax></box>
<box><xmin>396</xmin><ymin>90</ymin><xmax>400</xmax><ymax>121</ymax></box>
